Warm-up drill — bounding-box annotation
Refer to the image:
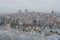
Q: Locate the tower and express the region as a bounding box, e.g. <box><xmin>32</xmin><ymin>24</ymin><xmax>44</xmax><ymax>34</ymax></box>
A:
<box><xmin>25</xmin><ymin>9</ymin><xmax>28</xmax><ymax>13</ymax></box>
<box><xmin>17</xmin><ymin>9</ymin><xmax>22</xmax><ymax>13</ymax></box>
<box><xmin>5</xmin><ymin>15</ymin><xmax>11</xmax><ymax>29</ymax></box>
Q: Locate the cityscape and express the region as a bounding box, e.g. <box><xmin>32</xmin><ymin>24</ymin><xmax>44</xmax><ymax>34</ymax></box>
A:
<box><xmin>0</xmin><ymin>0</ymin><xmax>60</xmax><ymax>40</ymax></box>
<box><xmin>0</xmin><ymin>9</ymin><xmax>60</xmax><ymax>40</ymax></box>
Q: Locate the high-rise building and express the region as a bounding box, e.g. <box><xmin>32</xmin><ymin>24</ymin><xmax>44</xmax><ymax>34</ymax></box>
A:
<box><xmin>25</xmin><ymin>9</ymin><xmax>28</xmax><ymax>13</ymax></box>
<box><xmin>17</xmin><ymin>9</ymin><xmax>22</xmax><ymax>13</ymax></box>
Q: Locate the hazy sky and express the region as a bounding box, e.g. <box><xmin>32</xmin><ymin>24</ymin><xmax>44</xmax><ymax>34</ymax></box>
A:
<box><xmin>0</xmin><ymin>0</ymin><xmax>60</xmax><ymax>13</ymax></box>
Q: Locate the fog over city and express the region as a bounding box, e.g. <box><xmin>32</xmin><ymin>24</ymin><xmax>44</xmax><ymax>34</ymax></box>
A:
<box><xmin>0</xmin><ymin>0</ymin><xmax>60</xmax><ymax>13</ymax></box>
<box><xmin>1</xmin><ymin>0</ymin><xmax>60</xmax><ymax>40</ymax></box>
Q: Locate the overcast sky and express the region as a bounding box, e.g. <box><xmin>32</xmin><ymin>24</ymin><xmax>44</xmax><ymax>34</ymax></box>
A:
<box><xmin>0</xmin><ymin>0</ymin><xmax>60</xmax><ymax>13</ymax></box>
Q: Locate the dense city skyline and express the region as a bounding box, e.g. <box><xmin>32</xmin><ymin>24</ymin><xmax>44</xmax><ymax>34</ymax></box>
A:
<box><xmin>0</xmin><ymin>0</ymin><xmax>60</xmax><ymax>13</ymax></box>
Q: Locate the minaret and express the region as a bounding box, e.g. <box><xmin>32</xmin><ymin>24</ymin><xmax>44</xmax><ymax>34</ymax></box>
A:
<box><xmin>41</xmin><ymin>30</ymin><xmax>45</xmax><ymax>37</ymax></box>
<box><xmin>41</xmin><ymin>27</ymin><xmax>45</xmax><ymax>37</ymax></box>
<box><xmin>5</xmin><ymin>15</ymin><xmax>11</xmax><ymax>29</ymax></box>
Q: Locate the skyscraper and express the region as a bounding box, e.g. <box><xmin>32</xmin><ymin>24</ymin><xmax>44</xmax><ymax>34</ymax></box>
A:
<box><xmin>25</xmin><ymin>9</ymin><xmax>28</xmax><ymax>13</ymax></box>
